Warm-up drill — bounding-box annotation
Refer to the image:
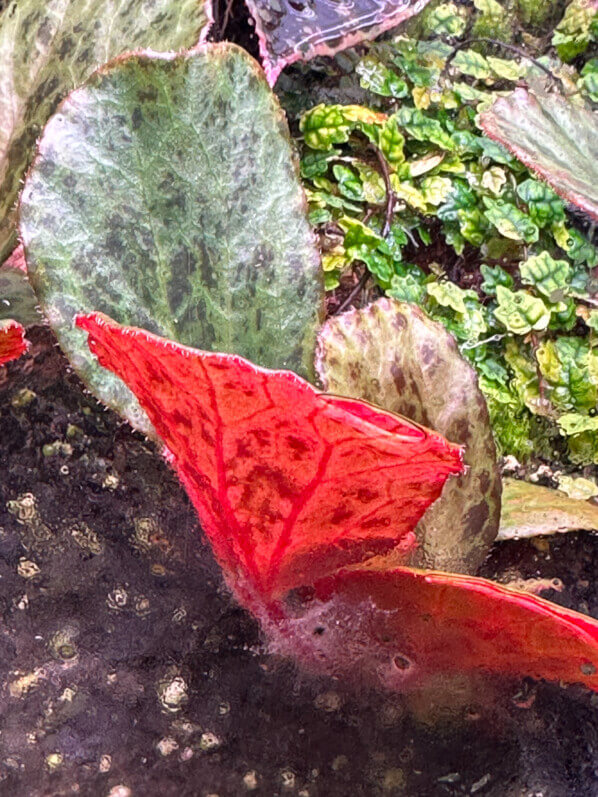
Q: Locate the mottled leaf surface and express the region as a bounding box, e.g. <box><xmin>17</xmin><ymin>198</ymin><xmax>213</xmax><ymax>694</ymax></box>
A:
<box><xmin>0</xmin><ymin>319</ymin><xmax>28</xmax><ymax>365</ymax></box>
<box><xmin>77</xmin><ymin>312</ymin><xmax>463</xmax><ymax>610</ymax></box>
<box><xmin>498</xmin><ymin>478</ymin><xmax>598</xmax><ymax>540</ymax></box>
<box><xmin>246</xmin><ymin>0</ymin><xmax>432</xmax><ymax>84</ymax></box>
<box><xmin>272</xmin><ymin>566</ymin><xmax>598</xmax><ymax>693</ymax></box>
<box><xmin>315</xmin><ymin>298</ymin><xmax>500</xmax><ymax>574</ymax></box>
<box><xmin>20</xmin><ymin>45</ymin><xmax>323</xmax><ymax>434</ymax></box>
<box><xmin>0</xmin><ymin>0</ymin><xmax>212</xmax><ymax>260</ymax></box>
<box><xmin>480</xmin><ymin>88</ymin><xmax>598</xmax><ymax>221</ymax></box>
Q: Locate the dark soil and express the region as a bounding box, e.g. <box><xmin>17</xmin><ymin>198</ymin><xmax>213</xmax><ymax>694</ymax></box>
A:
<box><xmin>1</xmin><ymin>327</ymin><xmax>598</xmax><ymax>797</ymax></box>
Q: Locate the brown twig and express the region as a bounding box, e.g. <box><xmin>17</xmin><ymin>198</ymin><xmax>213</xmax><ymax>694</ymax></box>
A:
<box><xmin>369</xmin><ymin>143</ymin><xmax>395</xmax><ymax>238</ymax></box>
<box><xmin>444</xmin><ymin>37</ymin><xmax>558</xmax><ymax>83</ymax></box>
<box><xmin>220</xmin><ymin>0</ymin><xmax>235</xmax><ymax>38</ymax></box>
<box><xmin>335</xmin><ymin>269</ymin><xmax>370</xmax><ymax>315</ymax></box>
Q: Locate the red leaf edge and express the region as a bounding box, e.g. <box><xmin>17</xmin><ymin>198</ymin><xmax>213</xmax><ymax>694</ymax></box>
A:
<box><xmin>76</xmin><ymin>312</ymin><xmax>464</xmax><ymax>612</ymax></box>
<box><xmin>0</xmin><ymin>320</ymin><xmax>29</xmax><ymax>366</ymax></box>
<box><xmin>305</xmin><ymin>565</ymin><xmax>598</xmax><ymax>692</ymax></box>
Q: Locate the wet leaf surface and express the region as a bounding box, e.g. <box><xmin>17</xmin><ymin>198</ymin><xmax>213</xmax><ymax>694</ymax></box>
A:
<box><xmin>246</xmin><ymin>0</ymin><xmax>432</xmax><ymax>84</ymax></box>
<box><xmin>498</xmin><ymin>477</ymin><xmax>598</xmax><ymax>540</ymax></box>
<box><xmin>20</xmin><ymin>44</ymin><xmax>323</xmax><ymax>435</ymax></box>
<box><xmin>479</xmin><ymin>87</ymin><xmax>598</xmax><ymax>221</ymax></box>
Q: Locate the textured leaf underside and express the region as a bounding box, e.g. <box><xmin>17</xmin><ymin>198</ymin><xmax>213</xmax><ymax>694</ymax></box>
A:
<box><xmin>284</xmin><ymin>566</ymin><xmax>598</xmax><ymax>692</ymax></box>
<box><xmin>20</xmin><ymin>45</ymin><xmax>323</xmax><ymax>435</ymax></box>
<box><xmin>315</xmin><ymin>299</ymin><xmax>501</xmax><ymax>574</ymax></box>
<box><xmin>0</xmin><ymin>319</ymin><xmax>28</xmax><ymax>365</ymax></box>
<box><xmin>246</xmin><ymin>0</ymin><xmax>432</xmax><ymax>84</ymax></box>
<box><xmin>480</xmin><ymin>88</ymin><xmax>598</xmax><ymax>221</ymax></box>
<box><xmin>498</xmin><ymin>478</ymin><xmax>598</xmax><ymax>540</ymax></box>
<box><xmin>0</xmin><ymin>0</ymin><xmax>212</xmax><ymax>261</ymax></box>
<box><xmin>77</xmin><ymin>312</ymin><xmax>463</xmax><ymax>608</ymax></box>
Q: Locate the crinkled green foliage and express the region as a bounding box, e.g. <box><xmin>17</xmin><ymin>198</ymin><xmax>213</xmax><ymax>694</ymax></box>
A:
<box><xmin>422</xmin><ymin>2</ymin><xmax>468</xmax><ymax>37</ymax></box>
<box><xmin>296</xmin><ymin>4</ymin><xmax>598</xmax><ymax>465</ymax></box>
<box><xmin>552</xmin><ymin>0</ymin><xmax>598</xmax><ymax>61</ymax></box>
<box><xmin>20</xmin><ymin>45</ymin><xmax>323</xmax><ymax>434</ymax></box>
<box><xmin>0</xmin><ymin>0</ymin><xmax>211</xmax><ymax>262</ymax></box>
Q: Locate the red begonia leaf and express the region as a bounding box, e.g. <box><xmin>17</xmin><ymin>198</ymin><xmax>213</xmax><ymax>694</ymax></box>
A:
<box><xmin>76</xmin><ymin>312</ymin><xmax>463</xmax><ymax>609</ymax></box>
<box><xmin>246</xmin><ymin>0</ymin><xmax>432</xmax><ymax>85</ymax></box>
<box><xmin>272</xmin><ymin>565</ymin><xmax>598</xmax><ymax>692</ymax></box>
<box><xmin>0</xmin><ymin>319</ymin><xmax>28</xmax><ymax>366</ymax></box>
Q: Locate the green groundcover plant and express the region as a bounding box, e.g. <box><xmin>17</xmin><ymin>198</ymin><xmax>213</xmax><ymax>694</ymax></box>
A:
<box><xmin>295</xmin><ymin>0</ymin><xmax>598</xmax><ymax>466</ymax></box>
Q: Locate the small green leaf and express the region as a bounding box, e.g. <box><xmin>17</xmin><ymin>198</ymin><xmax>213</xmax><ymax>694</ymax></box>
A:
<box><xmin>427</xmin><ymin>280</ymin><xmax>470</xmax><ymax>313</ymax></box>
<box><xmin>452</xmin><ymin>49</ymin><xmax>491</xmax><ymax>79</ymax></box>
<box><xmin>424</xmin><ymin>2</ymin><xmax>469</xmax><ymax>36</ymax></box>
<box><xmin>388</xmin><ymin>272</ymin><xmax>426</xmax><ymax>303</ymax></box>
<box><xmin>390</xmin><ymin>178</ymin><xmax>429</xmax><ymax>212</ymax></box>
<box><xmin>324</xmin><ymin>271</ymin><xmax>340</xmax><ymax>290</ymax></box>
<box><xmin>487</xmin><ymin>56</ymin><xmax>525</xmax><ymax>81</ymax></box>
<box><xmin>457</xmin><ymin>207</ymin><xmax>488</xmax><ymax>246</ymax></box>
<box><xmin>481</xmin><ymin>166</ymin><xmax>507</xmax><ymax>195</ymax></box>
<box><xmin>587</xmin><ymin>310</ymin><xmax>598</xmax><ymax>331</ymax></box>
<box><xmin>332</xmin><ymin>164</ymin><xmax>365</xmax><ymax>201</ymax></box>
<box><xmin>553</xmin><ymin>0</ymin><xmax>598</xmax><ymax>61</ymax></box>
<box><xmin>537</xmin><ymin>337</ymin><xmax>598</xmax><ymax>411</ymax></box>
<box><xmin>516</xmin><ymin>179</ymin><xmax>565</xmax><ymax>228</ymax></box>
<box><xmin>483</xmin><ymin>198</ymin><xmax>539</xmax><ymax>242</ymax></box>
<box><xmin>322</xmin><ymin>251</ymin><xmax>349</xmax><ymax>272</ymax></box>
<box><xmin>394</xmin><ymin>107</ymin><xmax>455</xmax><ymax>151</ymax></box>
<box><xmin>353</xmin><ymin>161</ymin><xmax>387</xmax><ymax>204</ymax></box>
<box><xmin>494</xmin><ymin>287</ymin><xmax>550</xmax><ymax>334</ymax></box>
<box><xmin>580</xmin><ymin>57</ymin><xmax>598</xmax><ymax>100</ymax></box>
<box><xmin>480</xmin><ymin>263</ymin><xmax>514</xmax><ymax>296</ymax></box>
<box><xmin>519</xmin><ymin>252</ymin><xmax>572</xmax><ymax>301</ymax></box>
<box><xmin>379</xmin><ymin>116</ymin><xmax>406</xmax><ymax>165</ymax></box>
<box><xmin>300</xmin><ymin>149</ymin><xmax>340</xmax><ymax>178</ymax></box>
<box><xmin>301</xmin><ymin>104</ymin><xmax>353</xmax><ymax>150</ymax></box>
<box><xmin>420</xmin><ymin>176</ymin><xmax>453</xmax><ymax>206</ymax></box>
<box><xmin>340</xmin><ymin>217</ymin><xmax>383</xmax><ymax>261</ymax></box>
<box><xmin>566</xmin><ymin>228</ymin><xmax>598</xmax><ymax>266</ymax></box>
<box><xmin>558</xmin><ymin>413</ymin><xmax>598</xmax><ymax>435</ymax></box>
<box><xmin>356</xmin><ymin>56</ymin><xmax>409</xmax><ymax>98</ymax></box>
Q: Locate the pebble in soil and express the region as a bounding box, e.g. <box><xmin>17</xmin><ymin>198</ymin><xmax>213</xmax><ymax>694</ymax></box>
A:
<box><xmin>1</xmin><ymin>328</ymin><xmax>598</xmax><ymax>796</ymax></box>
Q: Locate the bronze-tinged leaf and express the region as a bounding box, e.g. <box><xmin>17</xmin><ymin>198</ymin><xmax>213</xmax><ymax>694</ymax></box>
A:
<box><xmin>479</xmin><ymin>88</ymin><xmax>598</xmax><ymax>221</ymax></box>
<box><xmin>498</xmin><ymin>478</ymin><xmax>598</xmax><ymax>540</ymax></box>
<box><xmin>315</xmin><ymin>298</ymin><xmax>500</xmax><ymax>574</ymax></box>
<box><xmin>270</xmin><ymin>565</ymin><xmax>598</xmax><ymax>693</ymax></box>
<box><xmin>77</xmin><ymin>312</ymin><xmax>464</xmax><ymax>610</ymax></box>
<box><xmin>246</xmin><ymin>0</ymin><xmax>432</xmax><ymax>85</ymax></box>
